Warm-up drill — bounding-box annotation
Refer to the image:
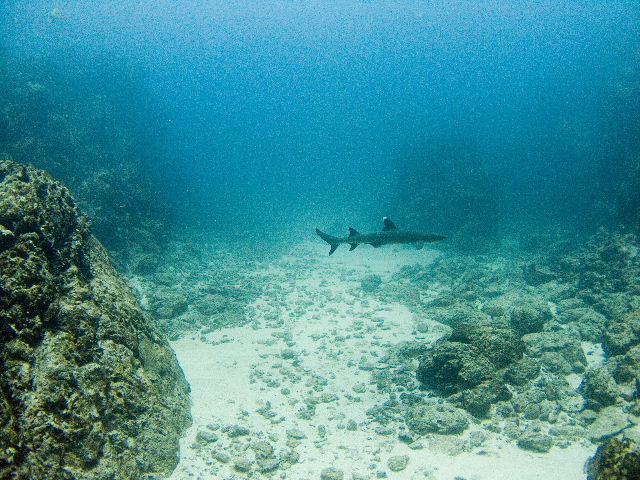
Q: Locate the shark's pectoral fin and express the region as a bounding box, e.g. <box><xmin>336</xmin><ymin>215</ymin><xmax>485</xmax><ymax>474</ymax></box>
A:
<box><xmin>329</xmin><ymin>244</ymin><xmax>339</xmax><ymax>255</ymax></box>
<box><xmin>349</xmin><ymin>243</ymin><xmax>358</xmax><ymax>251</ymax></box>
<box><xmin>414</xmin><ymin>242</ymin><xmax>424</xmax><ymax>250</ymax></box>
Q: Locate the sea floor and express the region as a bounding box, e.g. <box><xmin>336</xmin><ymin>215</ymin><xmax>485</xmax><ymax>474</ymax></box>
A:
<box><xmin>160</xmin><ymin>241</ymin><xmax>595</xmax><ymax>480</ymax></box>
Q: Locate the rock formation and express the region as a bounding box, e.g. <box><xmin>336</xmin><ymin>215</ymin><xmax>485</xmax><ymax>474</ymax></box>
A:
<box><xmin>0</xmin><ymin>160</ymin><xmax>191</xmax><ymax>480</ymax></box>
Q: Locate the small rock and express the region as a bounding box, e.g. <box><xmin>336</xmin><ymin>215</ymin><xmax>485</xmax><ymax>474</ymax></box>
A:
<box><xmin>352</xmin><ymin>383</ymin><xmax>367</xmax><ymax>394</ymax></box>
<box><xmin>320</xmin><ymin>466</ymin><xmax>344</xmax><ymax>480</ymax></box>
<box><xmin>195</xmin><ymin>430</ymin><xmax>219</xmax><ymax>444</ymax></box>
<box><xmin>256</xmin><ymin>457</ymin><xmax>280</xmax><ymax>473</ymax></box>
<box><xmin>226</xmin><ymin>425</ymin><xmax>250</xmax><ymax>437</ymax></box>
<box><xmin>233</xmin><ymin>457</ymin><xmax>253</xmax><ymax>472</ymax></box>
<box><xmin>387</xmin><ymin>455</ymin><xmax>409</xmax><ymax>472</ymax></box>
<box><xmin>517</xmin><ymin>433</ymin><xmax>553</xmax><ymax>453</ymax></box>
<box><xmin>252</xmin><ymin>440</ymin><xmax>275</xmax><ymax>458</ymax></box>
<box><xmin>212</xmin><ymin>451</ymin><xmax>230</xmax><ymax>463</ymax></box>
<box><xmin>286</xmin><ymin>428</ymin><xmax>307</xmax><ymax>439</ymax></box>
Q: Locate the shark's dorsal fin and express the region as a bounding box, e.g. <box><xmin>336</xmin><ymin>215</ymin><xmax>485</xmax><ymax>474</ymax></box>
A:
<box><xmin>348</xmin><ymin>227</ymin><xmax>359</xmax><ymax>238</ymax></box>
<box><xmin>382</xmin><ymin>217</ymin><xmax>398</xmax><ymax>231</ymax></box>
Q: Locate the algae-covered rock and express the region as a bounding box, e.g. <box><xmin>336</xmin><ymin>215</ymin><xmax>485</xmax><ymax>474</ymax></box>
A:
<box><xmin>603</xmin><ymin>310</ymin><xmax>640</xmax><ymax>357</ymax></box>
<box><xmin>558</xmin><ymin>308</ymin><xmax>607</xmax><ymax>343</ymax></box>
<box><xmin>522</xmin><ymin>330</ymin><xmax>587</xmax><ymax>373</ymax></box>
<box><xmin>448</xmin><ymin>380</ymin><xmax>512</xmax><ymax>417</ymax></box>
<box><xmin>580</xmin><ymin>367</ymin><xmax>620</xmax><ymax>411</ymax></box>
<box><xmin>586</xmin><ymin>438</ymin><xmax>640</xmax><ymax>480</ymax></box>
<box><xmin>0</xmin><ymin>160</ymin><xmax>191</xmax><ymax>480</ymax></box>
<box><xmin>613</xmin><ymin>345</ymin><xmax>640</xmax><ymax>383</ymax></box>
<box><xmin>404</xmin><ymin>402</ymin><xmax>470</xmax><ymax>435</ymax></box>
<box><xmin>417</xmin><ymin>341</ymin><xmax>495</xmax><ymax>393</ymax></box>
<box><xmin>516</xmin><ymin>432</ymin><xmax>553</xmax><ymax>453</ymax></box>
<box><xmin>510</xmin><ymin>300</ymin><xmax>553</xmax><ymax>335</ymax></box>
<box><xmin>417</xmin><ymin>314</ymin><xmax>523</xmax><ymax>416</ymax></box>
<box><xmin>449</xmin><ymin>322</ymin><xmax>524</xmax><ymax>369</ymax></box>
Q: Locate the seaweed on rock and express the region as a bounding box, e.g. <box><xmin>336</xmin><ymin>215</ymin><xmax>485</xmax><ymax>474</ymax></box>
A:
<box><xmin>0</xmin><ymin>160</ymin><xmax>191</xmax><ymax>480</ymax></box>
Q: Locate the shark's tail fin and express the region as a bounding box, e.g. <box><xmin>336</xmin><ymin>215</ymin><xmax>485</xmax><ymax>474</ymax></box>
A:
<box><xmin>316</xmin><ymin>228</ymin><xmax>340</xmax><ymax>255</ymax></box>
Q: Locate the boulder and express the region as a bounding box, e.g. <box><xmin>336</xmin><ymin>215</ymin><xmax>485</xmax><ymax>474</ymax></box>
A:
<box><xmin>522</xmin><ymin>330</ymin><xmax>587</xmax><ymax>373</ymax></box>
<box><xmin>586</xmin><ymin>438</ymin><xmax>640</xmax><ymax>480</ymax></box>
<box><xmin>604</xmin><ymin>311</ymin><xmax>640</xmax><ymax>356</ymax></box>
<box><xmin>404</xmin><ymin>402</ymin><xmax>470</xmax><ymax>435</ymax></box>
<box><xmin>510</xmin><ymin>300</ymin><xmax>554</xmax><ymax>335</ymax></box>
<box><xmin>580</xmin><ymin>367</ymin><xmax>620</xmax><ymax>411</ymax></box>
<box><xmin>0</xmin><ymin>161</ymin><xmax>191</xmax><ymax>480</ymax></box>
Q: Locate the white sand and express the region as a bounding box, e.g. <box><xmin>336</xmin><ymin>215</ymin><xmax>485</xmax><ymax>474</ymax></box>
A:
<box><xmin>168</xmin><ymin>242</ymin><xmax>595</xmax><ymax>479</ymax></box>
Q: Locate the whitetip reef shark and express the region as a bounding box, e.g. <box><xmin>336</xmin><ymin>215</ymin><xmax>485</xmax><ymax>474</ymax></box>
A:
<box><xmin>316</xmin><ymin>217</ymin><xmax>446</xmax><ymax>255</ymax></box>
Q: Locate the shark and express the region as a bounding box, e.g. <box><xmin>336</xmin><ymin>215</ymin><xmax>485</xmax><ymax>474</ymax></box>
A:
<box><xmin>316</xmin><ymin>217</ymin><xmax>445</xmax><ymax>255</ymax></box>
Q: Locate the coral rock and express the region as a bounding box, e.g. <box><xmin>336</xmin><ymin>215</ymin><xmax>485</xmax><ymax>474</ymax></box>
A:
<box><xmin>0</xmin><ymin>160</ymin><xmax>191</xmax><ymax>480</ymax></box>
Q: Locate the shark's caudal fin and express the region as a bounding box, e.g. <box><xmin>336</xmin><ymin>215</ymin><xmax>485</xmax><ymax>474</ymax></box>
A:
<box><xmin>316</xmin><ymin>228</ymin><xmax>340</xmax><ymax>255</ymax></box>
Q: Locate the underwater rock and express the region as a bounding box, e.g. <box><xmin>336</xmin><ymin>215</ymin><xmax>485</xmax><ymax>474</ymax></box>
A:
<box><xmin>558</xmin><ymin>308</ymin><xmax>607</xmax><ymax>343</ymax></box>
<box><xmin>603</xmin><ymin>310</ymin><xmax>640</xmax><ymax>357</ymax></box>
<box><xmin>510</xmin><ymin>300</ymin><xmax>553</xmax><ymax>335</ymax></box>
<box><xmin>149</xmin><ymin>287</ymin><xmax>190</xmax><ymax>319</ymax></box>
<box><xmin>612</xmin><ymin>345</ymin><xmax>640</xmax><ymax>383</ymax></box>
<box><xmin>191</xmin><ymin>293</ymin><xmax>248</xmax><ymax>329</ymax></box>
<box><xmin>360</xmin><ymin>274</ymin><xmax>382</xmax><ymax>292</ymax></box>
<box><xmin>580</xmin><ymin>367</ymin><xmax>620</xmax><ymax>411</ymax></box>
<box><xmin>0</xmin><ymin>160</ymin><xmax>191</xmax><ymax>480</ymax></box>
<box><xmin>417</xmin><ymin>341</ymin><xmax>495</xmax><ymax>393</ymax></box>
<box><xmin>417</xmin><ymin>316</ymin><xmax>523</xmax><ymax>416</ymax></box>
<box><xmin>503</xmin><ymin>357</ymin><xmax>541</xmax><ymax>386</ymax></box>
<box><xmin>448</xmin><ymin>380</ymin><xmax>512</xmax><ymax>418</ymax></box>
<box><xmin>387</xmin><ymin>455</ymin><xmax>410</xmax><ymax>472</ymax></box>
<box><xmin>404</xmin><ymin>402</ymin><xmax>470</xmax><ymax>435</ymax></box>
<box><xmin>448</xmin><ymin>322</ymin><xmax>524</xmax><ymax>369</ymax></box>
<box><xmin>586</xmin><ymin>438</ymin><xmax>640</xmax><ymax>480</ymax></box>
<box><xmin>516</xmin><ymin>432</ymin><xmax>553</xmax><ymax>453</ymax></box>
<box><xmin>522</xmin><ymin>330</ymin><xmax>587</xmax><ymax>373</ymax></box>
<box><xmin>430</xmin><ymin>303</ymin><xmax>490</xmax><ymax>329</ymax></box>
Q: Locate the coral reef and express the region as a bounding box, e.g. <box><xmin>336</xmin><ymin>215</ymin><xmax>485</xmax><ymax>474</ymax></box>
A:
<box><xmin>0</xmin><ymin>160</ymin><xmax>191</xmax><ymax>480</ymax></box>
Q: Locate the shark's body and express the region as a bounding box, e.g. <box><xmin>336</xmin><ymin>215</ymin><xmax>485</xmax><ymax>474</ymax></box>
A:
<box><xmin>316</xmin><ymin>217</ymin><xmax>445</xmax><ymax>255</ymax></box>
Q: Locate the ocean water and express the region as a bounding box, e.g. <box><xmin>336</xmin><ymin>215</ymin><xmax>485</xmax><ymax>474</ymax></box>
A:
<box><xmin>2</xmin><ymin>1</ymin><xmax>640</xmax><ymax>479</ymax></box>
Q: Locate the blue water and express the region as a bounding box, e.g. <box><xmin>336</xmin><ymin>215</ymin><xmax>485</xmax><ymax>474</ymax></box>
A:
<box><xmin>2</xmin><ymin>0</ymin><xmax>639</xmax><ymax>240</ymax></box>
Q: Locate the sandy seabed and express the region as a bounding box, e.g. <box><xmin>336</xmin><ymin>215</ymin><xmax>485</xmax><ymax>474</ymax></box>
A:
<box><xmin>168</xmin><ymin>242</ymin><xmax>595</xmax><ymax>480</ymax></box>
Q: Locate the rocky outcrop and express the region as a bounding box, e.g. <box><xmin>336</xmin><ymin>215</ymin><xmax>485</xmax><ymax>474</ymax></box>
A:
<box><xmin>0</xmin><ymin>160</ymin><xmax>191</xmax><ymax>480</ymax></box>
<box><xmin>586</xmin><ymin>438</ymin><xmax>640</xmax><ymax>480</ymax></box>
